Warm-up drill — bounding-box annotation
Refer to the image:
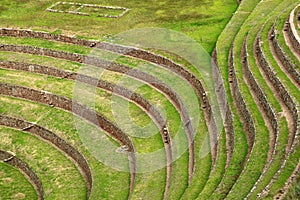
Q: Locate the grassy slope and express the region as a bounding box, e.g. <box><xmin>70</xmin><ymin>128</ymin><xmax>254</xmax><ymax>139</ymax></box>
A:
<box><xmin>0</xmin><ymin>38</ymin><xmax>192</xmax><ymax>199</ymax></box>
<box><xmin>0</xmin><ymin>0</ymin><xmax>240</xmax><ymax>199</ymax></box>
<box><xmin>1</xmin><ymin>32</ymin><xmax>213</xmax><ymax>196</ymax></box>
<box><xmin>247</xmin><ymin>2</ymin><xmax>298</xmax><ymax>197</ymax></box>
<box><xmin>0</xmin><ymin>126</ymin><xmax>87</xmax><ymax>199</ymax></box>
<box><xmin>264</xmin><ymin>3</ymin><xmax>300</xmax><ymax>198</ymax></box>
<box><xmin>212</xmin><ymin>0</ymin><xmax>261</xmax><ymax>198</ymax></box>
<box><xmin>0</xmin><ymin>162</ymin><xmax>37</xmax><ymax>199</ymax></box>
<box><xmin>0</xmin><ymin>96</ymin><xmax>131</xmax><ymax>199</ymax></box>
<box><xmin>225</xmin><ymin>1</ymin><xmax>284</xmax><ymax>198</ymax></box>
<box><xmin>0</xmin><ymin>0</ymin><xmax>237</xmax><ymax>53</ymax></box>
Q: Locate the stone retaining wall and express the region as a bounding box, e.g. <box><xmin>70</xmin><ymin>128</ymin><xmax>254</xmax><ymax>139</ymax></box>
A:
<box><xmin>212</xmin><ymin>49</ymin><xmax>234</xmax><ymax>167</ymax></box>
<box><xmin>0</xmin><ymin>28</ymin><xmax>97</xmax><ymax>47</ymax></box>
<box><xmin>0</xmin><ymin>83</ymin><xmax>134</xmax><ymax>151</ymax></box>
<box><xmin>0</xmin><ymin>28</ymin><xmax>219</xmax><ymax>165</ymax></box>
<box><xmin>285</xmin><ymin>21</ymin><xmax>300</xmax><ymax>54</ymax></box>
<box><xmin>242</xmin><ymin>36</ymin><xmax>278</xmax><ymax>198</ymax></box>
<box><xmin>285</xmin><ymin>7</ymin><xmax>300</xmax><ymax>56</ymax></box>
<box><xmin>0</xmin><ymin>44</ymin><xmax>196</xmax><ymax>176</ymax></box>
<box><xmin>0</xmin><ymin>60</ymin><xmax>173</xmax><ymax>192</ymax></box>
<box><xmin>255</xmin><ymin>31</ymin><xmax>300</xmax><ymax>200</ymax></box>
<box><xmin>0</xmin><ymin>60</ymin><xmax>166</xmax><ymax>130</ymax></box>
<box><xmin>0</xmin><ymin>82</ymin><xmax>137</xmax><ymax>193</ymax></box>
<box><xmin>0</xmin><ymin>44</ymin><xmax>190</xmax><ymax>133</ymax></box>
<box><xmin>0</xmin><ymin>150</ymin><xmax>44</xmax><ymax>200</ymax></box>
<box><xmin>242</xmin><ymin>36</ymin><xmax>278</xmax><ymax>144</ymax></box>
<box><xmin>0</xmin><ymin>115</ymin><xmax>93</xmax><ymax>197</ymax></box>
<box><xmin>255</xmin><ymin>35</ymin><xmax>298</xmax><ymax>152</ymax></box>
<box><xmin>270</xmin><ymin>26</ymin><xmax>300</xmax><ymax>86</ymax></box>
<box><xmin>228</xmin><ymin>45</ymin><xmax>255</xmax><ymax>152</ymax></box>
<box><xmin>274</xmin><ymin>159</ymin><xmax>300</xmax><ymax>200</ymax></box>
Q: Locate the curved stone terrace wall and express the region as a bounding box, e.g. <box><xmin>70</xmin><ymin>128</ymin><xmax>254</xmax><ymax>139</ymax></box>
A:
<box><xmin>284</xmin><ymin>5</ymin><xmax>300</xmax><ymax>56</ymax></box>
<box><xmin>242</xmin><ymin>35</ymin><xmax>278</xmax><ymax>199</ymax></box>
<box><xmin>0</xmin><ymin>150</ymin><xmax>44</xmax><ymax>200</ymax></box>
<box><xmin>228</xmin><ymin>45</ymin><xmax>255</xmax><ymax>154</ymax></box>
<box><xmin>255</xmin><ymin>35</ymin><xmax>298</xmax><ymax>152</ymax></box>
<box><xmin>270</xmin><ymin>25</ymin><xmax>300</xmax><ymax>87</ymax></box>
<box><xmin>0</xmin><ymin>114</ymin><xmax>93</xmax><ymax>198</ymax></box>
<box><xmin>0</xmin><ymin>82</ymin><xmax>136</xmax><ymax>193</ymax></box>
<box><xmin>0</xmin><ymin>43</ymin><xmax>197</xmax><ymax>182</ymax></box>
<box><xmin>212</xmin><ymin>49</ymin><xmax>234</xmax><ymax>167</ymax></box>
<box><xmin>0</xmin><ymin>28</ymin><xmax>220</xmax><ymax>166</ymax></box>
<box><xmin>0</xmin><ymin>60</ymin><xmax>173</xmax><ymax>197</ymax></box>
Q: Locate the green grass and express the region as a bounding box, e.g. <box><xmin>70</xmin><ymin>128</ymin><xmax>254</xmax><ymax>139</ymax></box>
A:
<box><xmin>268</xmin><ymin>146</ymin><xmax>300</xmax><ymax>198</ymax></box>
<box><xmin>195</xmin><ymin>129</ymin><xmax>227</xmax><ymax>199</ymax></box>
<box><xmin>0</xmin><ymin>72</ymin><xmax>191</xmax><ymax>199</ymax></box>
<box><xmin>51</xmin><ymin>2</ymin><xmax>82</xmax><ymax>12</ymax></box>
<box><xmin>179</xmin><ymin>119</ymin><xmax>211</xmax><ymax>199</ymax></box>
<box><xmin>0</xmin><ymin>126</ymin><xmax>87</xmax><ymax>199</ymax></box>
<box><xmin>285</xmin><ymin>174</ymin><xmax>300</xmax><ymax>200</ymax></box>
<box><xmin>79</xmin><ymin>6</ymin><xmax>126</xmax><ymax>17</ymax></box>
<box><xmin>0</xmin><ymin>36</ymin><xmax>91</xmax><ymax>54</ymax></box>
<box><xmin>260</xmin><ymin>2</ymin><xmax>300</xmax><ymax>197</ymax></box>
<box><xmin>1</xmin><ymin>0</ymin><xmax>236</xmax><ymax>197</ymax></box>
<box><xmin>0</xmin><ymin>0</ymin><xmax>237</xmax><ymax>54</ymax></box>
<box><xmin>0</xmin><ymin>162</ymin><xmax>38</xmax><ymax>200</ymax></box>
<box><xmin>220</xmin><ymin>0</ymin><xmax>300</xmax><ymax>199</ymax></box>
